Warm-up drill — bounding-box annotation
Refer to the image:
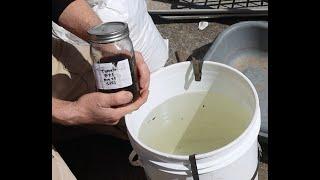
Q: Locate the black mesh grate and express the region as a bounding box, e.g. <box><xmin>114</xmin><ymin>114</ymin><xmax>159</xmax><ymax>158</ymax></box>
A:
<box><xmin>173</xmin><ymin>0</ymin><xmax>268</xmax><ymax>9</ymax></box>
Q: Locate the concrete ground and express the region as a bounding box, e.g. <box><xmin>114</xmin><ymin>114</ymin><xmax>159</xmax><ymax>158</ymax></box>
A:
<box><xmin>155</xmin><ymin>21</ymin><xmax>268</xmax><ymax>180</ymax></box>
<box><xmin>156</xmin><ymin>22</ymin><xmax>228</xmax><ymax>65</ymax></box>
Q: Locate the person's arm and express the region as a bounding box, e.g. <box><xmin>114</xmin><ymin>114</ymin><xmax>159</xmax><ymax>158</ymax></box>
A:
<box><xmin>52</xmin><ymin>97</ymin><xmax>76</xmax><ymax>125</ymax></box>
<box><xmin>52</xmin><ymin>1</ymin><xmax>151</xmax><ymax>125</ymax></box>
<box><xmin>52</xmin><ymin>90</ymin><xmax>149</xmax><ymax>126</ymax></box>
<box><xmin>52</xmin><ymin>91</ymin><xmax>134</xmax><ymax>126</ymax></box>
<box><xmin>53</xmin><ymin>0</ymin><xmax>102</xmax><ymax>42</ymax></box>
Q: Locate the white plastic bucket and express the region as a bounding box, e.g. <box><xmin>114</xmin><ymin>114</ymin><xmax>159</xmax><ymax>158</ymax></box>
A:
<box><xmin>125</xmin><ymin>61</ymin><xmax>261</xmax><ymax>180</ymax></box>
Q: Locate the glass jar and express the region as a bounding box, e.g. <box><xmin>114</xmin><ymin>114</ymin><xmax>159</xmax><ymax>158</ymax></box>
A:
<box><xmin>88</xmin><ymin>22</ymin><xmax>140</xmax><ymax>102</ymax></box>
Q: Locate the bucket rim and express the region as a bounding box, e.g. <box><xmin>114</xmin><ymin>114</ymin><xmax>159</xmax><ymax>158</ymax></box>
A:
<box><xmin>126</xmin><ymin>61</ymin><xmax>260</xmax><ymax>161</ymax></box>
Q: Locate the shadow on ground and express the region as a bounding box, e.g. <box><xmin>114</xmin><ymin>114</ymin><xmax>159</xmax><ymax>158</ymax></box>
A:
<box><xmin>55</xmin><ymin>135</ymin><xmax>147</xmax><ymax>180</ymax></box>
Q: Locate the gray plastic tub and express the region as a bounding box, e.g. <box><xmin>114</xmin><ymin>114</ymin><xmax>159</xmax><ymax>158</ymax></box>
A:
<box><xmin>203</xmin><ymin>21</ymin><xmax>268</xmax><ymax>138</ymax></box>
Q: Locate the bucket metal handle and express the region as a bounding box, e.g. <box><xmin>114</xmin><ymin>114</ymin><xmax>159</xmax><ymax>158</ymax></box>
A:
<box><xmin>128</xmin><ymin>144</ymin><xmax>262</xmax><ymax>178</ymax></box>
<box><xmin>189</xmin><ymin>154</ymin><xmax>200</xmax><ymax>180</ymax></box>
<box><xmin>129</xmin><ymin>150</ymin><xmax>142</xmax><ymax>167</ymax></box>
<box><xmin>250</xmin><ymin>142</ymin><xmax>263</xmax><ymax>180</ymax></box>
<box><xmin>189</xmin><ymin>143</ymin><xmax>262</xmax><ymax>180</ymax></box>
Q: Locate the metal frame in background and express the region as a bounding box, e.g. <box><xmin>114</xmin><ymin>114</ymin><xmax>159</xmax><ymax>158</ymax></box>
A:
<box><xmin>148</xmin><ymin>0</ymin><xmax>268</xmax><ymax>20</ymax></box>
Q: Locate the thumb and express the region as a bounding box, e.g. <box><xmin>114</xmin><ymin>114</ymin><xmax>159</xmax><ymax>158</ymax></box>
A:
<box><xmin>105</xmin><ymin>91</ymin><xmax>133</xmax><ymax>107</ymax></box>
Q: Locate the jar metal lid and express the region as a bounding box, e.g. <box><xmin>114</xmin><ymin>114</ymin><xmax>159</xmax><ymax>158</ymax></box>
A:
<box><xmin>87</xmin><ymin>22</ymin><xmax>129</xmax><ymax>43</ymax></box>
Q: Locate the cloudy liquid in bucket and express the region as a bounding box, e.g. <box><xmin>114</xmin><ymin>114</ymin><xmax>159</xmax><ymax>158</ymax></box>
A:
<box><xmin>138</xmin><ymin>92</ymin><xmax>252</xmax><ymax>155</ymax></box>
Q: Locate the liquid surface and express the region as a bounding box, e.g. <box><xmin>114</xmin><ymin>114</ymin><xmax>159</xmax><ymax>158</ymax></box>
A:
<box><xmin>138</xmin><ymin>92</ymin><xmax>252</xmax><ymax>155</ymax></box>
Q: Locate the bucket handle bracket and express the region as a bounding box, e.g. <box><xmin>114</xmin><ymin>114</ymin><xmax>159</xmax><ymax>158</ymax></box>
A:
<box><xmin>129</xmin><ymin>150</ymin><xmax>142</xmax><ymax>167</ymax></box>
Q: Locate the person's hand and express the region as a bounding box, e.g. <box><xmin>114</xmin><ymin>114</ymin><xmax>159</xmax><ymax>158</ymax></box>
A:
<box><xmin>70</xmin><ymin>52</ymin><xmax>150</xmax><ymax>126</ymax></box>
<box><xmin>52</xmin><ymin>52</ymin><xmax>150</xmax><ymax>126</ymax></box>
<box><xmin>134</xmin><ymin>51</ymin><xmax>150</xmax><ymax>95</ymax></box>
<box><xmin>69</xmin><ymin>90</ymin><xmax>149</xmax><ymax>125</ymax></box>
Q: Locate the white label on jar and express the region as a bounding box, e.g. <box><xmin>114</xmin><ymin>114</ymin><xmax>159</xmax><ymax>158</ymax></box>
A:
<box><xmin>93</xmin><ymin>59</ymin><xmax>133</xmax><ymax>90</ymax></box>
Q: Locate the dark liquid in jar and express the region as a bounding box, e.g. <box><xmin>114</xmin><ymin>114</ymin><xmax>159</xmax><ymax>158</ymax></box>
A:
<box><xmin>97</xmin><ymin>54</ymin><xmax>140</xmax><ymax>102</ymax></box>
